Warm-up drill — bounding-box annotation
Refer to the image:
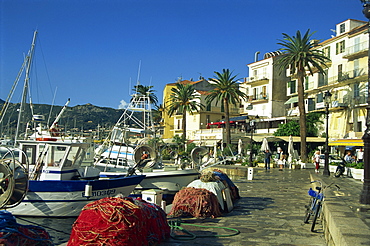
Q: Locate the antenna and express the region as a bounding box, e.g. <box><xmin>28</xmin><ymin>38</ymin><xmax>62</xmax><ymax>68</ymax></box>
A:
<box><xmin>136</xmin><ymin>60</ymin><xmax>141</xmax><ymax>86</ymax></box>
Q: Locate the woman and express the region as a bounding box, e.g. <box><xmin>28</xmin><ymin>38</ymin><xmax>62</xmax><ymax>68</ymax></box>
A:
<box><xmin>313</xmin><ymin>150</ymin><xmax>320</xmax><ymax>173</ymax></box>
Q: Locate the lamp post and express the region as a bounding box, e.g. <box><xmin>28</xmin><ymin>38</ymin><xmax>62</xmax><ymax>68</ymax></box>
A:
<box><xmin>360</xmin><ymin>0</ymin><xmax>370</xmax><ymax>204</ymax></box>
<box><xmin>323</xmin><ymin>91</ymin><xmax>332</xmax><ymax>176</ymax></box>
<box><xmin>246</xmin><ymin>115</ymin><xmax>260</xmax><ymax>166</ymax></box>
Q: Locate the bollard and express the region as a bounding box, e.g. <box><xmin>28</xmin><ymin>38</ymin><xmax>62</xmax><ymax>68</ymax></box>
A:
<box><xmin>247</xmin><ymin>167</ymin><xmax>253</xmax><ymax>180</ymax></box>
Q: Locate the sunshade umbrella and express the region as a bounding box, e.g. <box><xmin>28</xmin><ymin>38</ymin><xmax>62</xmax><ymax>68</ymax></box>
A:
<box><xmin>238</xmin><ymin>139</ymin><xmax>243</xmax><ymax>156</ymax></box>
<box><xmin>287</xmin><ymin>135</ymin><xmax>298</xmax><ymax>163</ymax></box>
<box><xmin>260</xmin><ymin>137</ymin><xmax>270</xmax><ymax>152</ymax></box>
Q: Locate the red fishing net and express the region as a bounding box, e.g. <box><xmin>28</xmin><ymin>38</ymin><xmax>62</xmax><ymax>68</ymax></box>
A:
<box><xmin>169</xmin><ymin>187</ymin><xmax>222</xmax><ymax>219</ymax></box>
<box><xmin>68</xmin><ymin>197</ymin><xmax>170</xmax><ymax>246</ymax></box>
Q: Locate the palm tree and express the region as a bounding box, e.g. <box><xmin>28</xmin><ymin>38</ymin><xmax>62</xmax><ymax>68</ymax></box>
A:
<box><xmin>206</xmin><ymin>69</ymin><xmax>248</xmax><ymax>145</ymax></box>
<box><xmin>276</xmin><ymin>30</ymin><xmax>330</xmax><ymax>162</ymax></box>
<box><xmin>166</xmin><ymin>82</ymin><xmax>204</xmax><ymax>142</ymax></box>
<box><xmin>132</xmin><ymin>85</ymin><xmax>158</xmax><ymax>106</ymax></box>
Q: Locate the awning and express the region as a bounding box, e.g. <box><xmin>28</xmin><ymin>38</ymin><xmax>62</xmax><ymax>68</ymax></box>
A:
<box><xmin>284</xmin><ymin>97</ymin><xmax>298</xmax><ymax>105</ymax></box>
<box><xmin>329</xmin><ymin>139</ymin><xmax>364</xmax><ymax>147</ymax></box>
<box><xmin>229</xmin><ymin>115</ymin><xmax>249</xmax><ymax>122</ymax></box>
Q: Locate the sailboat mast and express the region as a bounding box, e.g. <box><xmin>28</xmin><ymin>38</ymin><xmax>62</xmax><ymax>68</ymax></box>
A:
<box><xmin>14</xmin><ymin>30</ymin><xmax>37</xmax><ymax>145</ymax></box>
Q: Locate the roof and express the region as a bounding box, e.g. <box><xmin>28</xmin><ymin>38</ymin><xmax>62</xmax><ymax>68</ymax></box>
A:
<box><xmin>166</xmin><ymin>79</ymin><xmax>204</xmax><ymax>86</ymax></box>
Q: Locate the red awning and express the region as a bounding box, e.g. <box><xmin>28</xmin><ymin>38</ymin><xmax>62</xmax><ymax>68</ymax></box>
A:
<box><xmin>207</xmin><ymin>121</ymin><xmax>235</xmax><ymax>125</ymax></box>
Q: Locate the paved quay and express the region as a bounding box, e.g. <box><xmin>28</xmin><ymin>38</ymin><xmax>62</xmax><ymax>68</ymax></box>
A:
<box><xmin>161</xmin><ymin>167</ymin><xmax>326</xmax><ymax>246</ymax></box>
<box><xmin>15</xmin><ymin>166</ymin><xmax>370</xmax><ymax>246</ymax></box>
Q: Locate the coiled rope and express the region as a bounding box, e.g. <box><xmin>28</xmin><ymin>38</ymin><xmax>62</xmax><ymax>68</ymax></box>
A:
<box><xmin>0</xmin><ymin>210</ymin><xmax>53</xmax><ymax>245</ymax></box>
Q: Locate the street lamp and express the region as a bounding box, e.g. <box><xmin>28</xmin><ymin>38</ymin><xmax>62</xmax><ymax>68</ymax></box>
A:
<box><xmin>360</xmin><ymin>0</ymin><xmax>370</xmax><ymax>204</ymax></box>
<box><xmin>323</xmin><ymin>91</ymin><xmax>332</xmax><ymax>176</ymax></box>
<box><xmin>246</xmin><ymin>115</ymin><xmax>260</xmax><ymax>166</ymax></box>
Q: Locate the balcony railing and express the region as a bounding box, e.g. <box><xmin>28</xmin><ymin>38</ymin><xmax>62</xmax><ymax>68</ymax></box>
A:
<box><xmin>245</xmin><ymin>74</ymin><xmax>270</xmax><ymax>84</ymax></box>
<box><xmin>327</xmin><ymin>68</ymin><xmax>367</xmax><ymax>85</ymax></box>
<box><xmin>247</xmin><ymin>93</ymin><xmax>269</xmax><ymax>102</ymax></box>
<box><xmin>343</xmin><ymin>41</ymin><xmax>368</xmax><ymax>59</ymax></box>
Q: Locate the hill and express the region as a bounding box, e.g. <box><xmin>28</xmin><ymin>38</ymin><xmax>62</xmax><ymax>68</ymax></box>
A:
<box><xmin>0</xmin><ymin>100</ymin><xmax>125</xmax><ymax>138</ymax></box>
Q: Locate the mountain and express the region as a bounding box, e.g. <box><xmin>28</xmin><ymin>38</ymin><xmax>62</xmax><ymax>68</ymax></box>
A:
<box><xmin>0</xmin><ymin>100</ymin><xmax>126</xmax><ymax>138</ymax></box>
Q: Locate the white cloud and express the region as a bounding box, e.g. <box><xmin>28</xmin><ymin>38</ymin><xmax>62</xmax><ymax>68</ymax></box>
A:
<box><xmin>118</xmin><ymin>100</ymin><xmax>128</xmax><ymax>109</ymax></box>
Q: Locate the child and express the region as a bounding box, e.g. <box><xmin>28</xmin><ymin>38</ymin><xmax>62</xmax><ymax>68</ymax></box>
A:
<box><xmin>278</xmin><ymin>154</ymin><xmax>286</xmax><ymax>171</ymax></box>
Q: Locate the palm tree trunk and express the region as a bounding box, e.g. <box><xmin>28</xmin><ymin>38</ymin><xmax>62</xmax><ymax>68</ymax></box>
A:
<box><xmin>297</xmin><ymin>72</ymin><xmax>307</xmax><ymax>162</ymax></box>
<box><xmin>224</xmin><ymin>99</ymin><xmax>231</xmax><ymax>144</ymax></box>
<box><xmin>182</xmin><ymin>110</ymin><xmax>187</xmax><ymax>142</ymax></box>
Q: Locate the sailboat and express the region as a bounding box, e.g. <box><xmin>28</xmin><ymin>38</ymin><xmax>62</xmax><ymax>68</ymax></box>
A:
<box><xmin>0</xmin><ymin>31</ymin><xmax>145</xmax><ymax>217</ymax></box>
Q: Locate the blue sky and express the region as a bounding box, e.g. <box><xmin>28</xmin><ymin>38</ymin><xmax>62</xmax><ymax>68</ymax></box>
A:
<box><xmin>0</xmin><ymin>0</ymin><xmax>366</xmax><ymax>109</ymax></box>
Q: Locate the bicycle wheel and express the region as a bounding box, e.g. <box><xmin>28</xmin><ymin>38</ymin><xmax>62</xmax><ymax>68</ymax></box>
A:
<box><xmin>303</xmin><ymin>198</ymin><xmax>314</xmax><ymax>223</ymax></box>
<box><xmin>311</xmin><ymin>201</ymin><xmax>322</xmax><ymax>232</ymax></box>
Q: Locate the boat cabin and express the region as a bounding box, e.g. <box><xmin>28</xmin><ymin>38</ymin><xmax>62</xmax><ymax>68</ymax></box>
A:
<box><xmin>18</xmin><ymin>140</ymin><xmax>91</xmax><ymax>181</ymax></box>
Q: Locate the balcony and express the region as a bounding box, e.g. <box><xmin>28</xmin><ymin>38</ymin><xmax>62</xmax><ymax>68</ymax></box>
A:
<box><xmin>327</xmin><ymin>68</ymin><xmax>367</xmax><ymax>85</ymax></box>
<box><xmin>245</xmin><ymin>74</ymin><xmax>270</xmax><ymax>86</ymax></box>
<box><xmin>247</xmin><ymin>93</ymin><xmax>269</xmax><ymax>103</ymax></box>
<box><xmin>343</xmin><ymin>41</ymin><xmax>368</xmax><ymax>60</ymax></box>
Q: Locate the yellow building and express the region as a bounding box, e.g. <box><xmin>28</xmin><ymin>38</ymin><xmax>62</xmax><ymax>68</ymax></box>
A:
<box><xmin>162</xmin><ymin>79</ymin><xmax>240</xmax><ymax>141</ymax></box>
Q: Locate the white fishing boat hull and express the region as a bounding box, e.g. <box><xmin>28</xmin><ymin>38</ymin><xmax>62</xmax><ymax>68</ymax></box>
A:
<box><xmin>100</xmin><ymin>169</ymin><xmax>199</xmax><ymax>196</ymax></box>
<box><xmin>7</xmin><ymin>175</ymin><xmax>145</xmax><ymax>217</ymax></box>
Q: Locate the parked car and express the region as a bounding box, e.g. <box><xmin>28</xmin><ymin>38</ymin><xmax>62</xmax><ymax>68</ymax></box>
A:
<box><xmin>319</xmin><ymin>154</ymin><xmax>343</xmax><ymax>166</ymax></box>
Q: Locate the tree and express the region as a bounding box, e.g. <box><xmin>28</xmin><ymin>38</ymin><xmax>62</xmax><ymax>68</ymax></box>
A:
<box><xmin>206</xmin><ymin>69</ymin><xmax>248</xmax><ymax>144</ymax></box>
<box><xmin>166</xmin><ymin>82</ymin><xmax>204</xmax><ymax>142</ymax></box>
<box><xmin>276</xmin><ymin>30</ymin><xmax>330</xmax><ymax>162</ymax></box>
<box><xmin>132</xmin><ymin>85</ymin><xmax>158</xmax><ymax>106</ymax></box>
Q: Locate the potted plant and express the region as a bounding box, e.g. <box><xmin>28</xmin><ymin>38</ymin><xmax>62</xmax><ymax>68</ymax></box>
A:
<box><xmin>352</xmin><ymin>162</ymin><xmax>364</xmax><ymax>181</ymax></box>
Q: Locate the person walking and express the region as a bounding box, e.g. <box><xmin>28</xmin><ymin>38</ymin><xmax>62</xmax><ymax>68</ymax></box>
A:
<box><xmin>278</xmin><ymin>154</ymin><xmax>286</xmax><ymax>171</ymax></box>
<box><xmin>313</xmin><ymin>150</ymin><xmax>320</xmax><ymax>173</ymax></box>
<box><xmin>264</xmin><ymin>149</ymin><xmax>272</xmax><ymax>171</ymax></box>
<box><xmin>357</xmin><ymin>148</ymin><xmax>364</xmax><ymax>163</ymax></box>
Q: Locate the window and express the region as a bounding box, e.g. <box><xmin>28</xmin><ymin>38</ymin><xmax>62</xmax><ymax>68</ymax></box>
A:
<box><xmin>206</xmin><ymin>103</ymin><xmax>211</xmax><ymax>111</ymax></box>
<box><xmin>316</xmin><ymin>93</ymin><xmax>323</xmax><ymax>103</ymax></box>
<box><xmin>304</xmin><ymin>77</ymin><xmax>309</xmax><ymax>90</ymax></box>
<box><xmin>307</xmin><ymin>98</ymin><xmax>315</xmax><ymax>112</ymax></box>
<box><xmin>354</xmin><ymin>82</ymin><xmax>360</xmax><ymax>98</ymax></box>
<box><xmin>253</xmin><ymin>70</ymin><xmax>257</xmax><ymax>78</ymax></box>
<box><xmin>289</xmin><ymin>81</ymin><xmax>296</xmax><ymax>94</ymax></box>
<box><xmin>253</xmin><ymin>88</ymin><xmax>258</xmax><ymax>100</ymax></box>
<box><xmin>323</xmin><ymin>46</ymin><xmax>330</xmax><ymax>59</ymax></box>
<box><xmin>318</xmin><ymin>69</ymin><xmax>328</xmax><ymax>87</ymax></box>
<box><xmin>336</xmin><ymin>40</ymin><xmax>345</xmax><ymax>54</ymax></box>
<box><xmin>338</xmin><ymin>64</ymin><xmax>343</xmax><ymax>81</ymax></box>
<box><xmin>354</xmin><ymin>59</ymin><xmax>360</xmax><ymax>77</ymax></box>
<box><xmin>339</xmin><ymin>23</ymin><xmax>345</xmax><ymax>34</ymax></box>
<box><xmin>262</xmin><ymin>86</ymin><xmax>267</xmax><ymax>98</ymax></box>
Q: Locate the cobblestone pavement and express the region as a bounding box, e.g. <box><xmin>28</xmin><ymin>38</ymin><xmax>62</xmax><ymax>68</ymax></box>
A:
<box><xmin>160</xmin><ymin>168</ymin><xmax>326</xmax><ymax>246</ymax></box>
<box><xmin>16</xmin><ymin>168</ymin><xmax>328</xmax><ymax>246</ymax></box>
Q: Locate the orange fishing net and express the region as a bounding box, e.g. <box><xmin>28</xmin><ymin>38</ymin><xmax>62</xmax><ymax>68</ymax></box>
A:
<box><xmin>68</xmin><ymin>197</ymin><xmax>170</xmax><ymax>246</ymax></box>
<box><xmin>169</xmin><ymin>187</ymin><xmax>222</xmax><ymax>219</ymax></box>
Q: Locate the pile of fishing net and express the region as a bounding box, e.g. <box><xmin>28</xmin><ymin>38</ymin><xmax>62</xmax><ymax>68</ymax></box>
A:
<box><xmin>0</xmin><ymin>210</ymin><xmax>53</xmax><ymax>246</ymax></box>
<box><xmin>169</xmin><ymin>187</ymin><xmax>222</xmax><ymax>219</ymax></box>
<box><xmin>212</xmin><ymin>169</ymin><xmax>241</xmax><ymax>201</ymax></box>
<box><xmin>68</xmin><ymin>197</ymin><xmax>170</xmax><ymax>246</ymax></box>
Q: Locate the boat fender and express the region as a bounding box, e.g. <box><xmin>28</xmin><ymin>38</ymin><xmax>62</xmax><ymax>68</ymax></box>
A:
<box><xmin>84</xmin><ymin>182</ymin><xmax>92</xmax><ymax>198</ymax></box>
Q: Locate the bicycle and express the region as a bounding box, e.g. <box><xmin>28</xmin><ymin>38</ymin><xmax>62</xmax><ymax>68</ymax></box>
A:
<box><xmin>303</xmin><ymin>180</ymin><xmax>339</xmax><ymax>232</ymax></box>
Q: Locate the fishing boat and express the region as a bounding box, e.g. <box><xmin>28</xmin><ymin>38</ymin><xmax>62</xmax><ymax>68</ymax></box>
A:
<box><xmin>0</xmin><ymin>31</ymin><xmax>145</xmax><ymax>217</ymax></box>
<box><xmin>93</xmin><ymin>83</ymin><xmax>201</xmax><ymax>199</ymax></box>
<box><xmin>0</xmin><ymin>139</ymin><xmax>145</xmax><ymax>217</ymax></box>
